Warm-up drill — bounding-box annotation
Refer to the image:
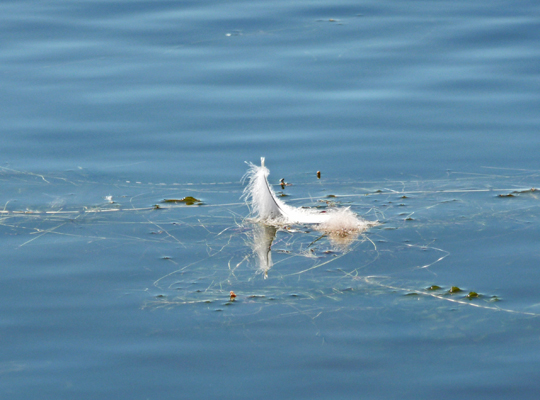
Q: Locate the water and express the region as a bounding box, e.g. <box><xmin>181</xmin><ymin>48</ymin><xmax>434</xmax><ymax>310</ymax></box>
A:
<box><xmin>2</xmin><ymin>1</ymin><xmax>540</xmax><ymax>398</ymax></box>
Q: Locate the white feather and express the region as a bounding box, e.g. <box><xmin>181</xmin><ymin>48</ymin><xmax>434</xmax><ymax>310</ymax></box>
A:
<box><xmin>242</xmin><ymin>157</ymin><xmax>374</xmax><ymax>234</ymax></box>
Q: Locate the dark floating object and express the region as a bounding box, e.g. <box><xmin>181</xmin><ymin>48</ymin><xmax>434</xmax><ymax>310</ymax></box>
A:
<box><xmin>317</xmin><ymin>170</ymin><xmax>321</xmax><ymax>179</ymax></box>
<box><xmin>467</xmin><ymin>291</ymin><xmax>479</xmax><ymax>299</ymax></box>
<box><xmin>229</xmin><ymin>291</ymin><xmax>237</xmax><ymax>301</ymax></box>
<box><xmin>498</xmin><ymin>188</ymin><xmax>537</xmax><ymax>198</ymax></box>
<box><xmin>427</xmin><ymin>285</ymin><xmax>442</xmax><ymax>291</ymax></box>
<box><xmin>162</xmin><ymin>196</ymin><xmax>202</xmax><ymax>206</ymax></box>
<box><xmin>449</xmin><ymin>286</ymin><xmax>462</xmax><ymax>293</ymax></box>
<box><xmin>279</xmin><ymin>178</ymin><xmax>292</xmax><ymax>189</ymax></box>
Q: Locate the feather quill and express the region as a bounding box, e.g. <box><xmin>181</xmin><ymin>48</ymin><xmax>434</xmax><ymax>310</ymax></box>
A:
<box><xmin>242</xmin><ymin>157</ymin><xmax>374</xmax><ymax>234</ymax></box>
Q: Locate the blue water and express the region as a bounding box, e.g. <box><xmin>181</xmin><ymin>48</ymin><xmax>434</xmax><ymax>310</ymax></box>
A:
<box><xmin>2</xmin><ymin>1</ymin><xmax>540</xmax><ymax>398</ymax></box>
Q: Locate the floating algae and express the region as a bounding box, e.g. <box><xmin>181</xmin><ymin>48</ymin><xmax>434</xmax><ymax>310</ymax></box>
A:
<box><xmin>162</xmin><ymin>197</ymin><xmax>203</xmax><ymax>206</ymax></box>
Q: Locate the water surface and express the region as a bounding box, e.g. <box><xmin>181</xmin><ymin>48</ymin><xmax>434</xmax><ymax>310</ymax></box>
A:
<box><xmin>2</xmin><ymin>1</ymin><xmax>540</xmax><ymax>398</ymax></box>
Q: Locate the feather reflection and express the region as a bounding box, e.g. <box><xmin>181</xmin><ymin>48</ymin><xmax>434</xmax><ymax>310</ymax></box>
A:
<box><xmin>248</xmin><ymin>223</ymin><xmax>277</xmax><ymax>279</ymax></box>
<box><xmin>247</xmin><ymin>221</ymin><xmax>370</xmax><ymax>279</ymax></box>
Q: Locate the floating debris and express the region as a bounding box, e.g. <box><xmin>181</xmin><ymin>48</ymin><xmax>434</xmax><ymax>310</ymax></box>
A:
<box><xmin>242</xmin><ymin>158</ymin><xmax>377</xmax><ymax>236</ymax></box>
<box><xmin>279</xmin><ymin>178</ymin><xmax>292</xmax><ymax>189</ymax></box>
<box><xmin>229</xmin><ymin>291</ymin><xmax>237</xmax><ymax>301</ymax></box>
<box><xmin>449</xmin><ymin>286</ymin><xmax>462</xmax><ymax>294</ymax></box>
<box><xmin>162</xmin><ymin>197</ymin><xmax>202</xmax><ymax>206</ymax></box>
<box><xmin>317</xmin><ymin>171</ymin><xmax>321</xmax><ymax>179</ymax></box>
<box><xmin>498</xmin><ymin>188</ymin><xmax>537</xmax><ymax>198</ymax></box>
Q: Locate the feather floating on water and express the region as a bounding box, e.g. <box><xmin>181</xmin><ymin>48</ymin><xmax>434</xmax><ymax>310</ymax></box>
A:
<box><xmin>241</xmin><ymin>157</ymin><xmax>375</xmax><ymax>235</ymax></box>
